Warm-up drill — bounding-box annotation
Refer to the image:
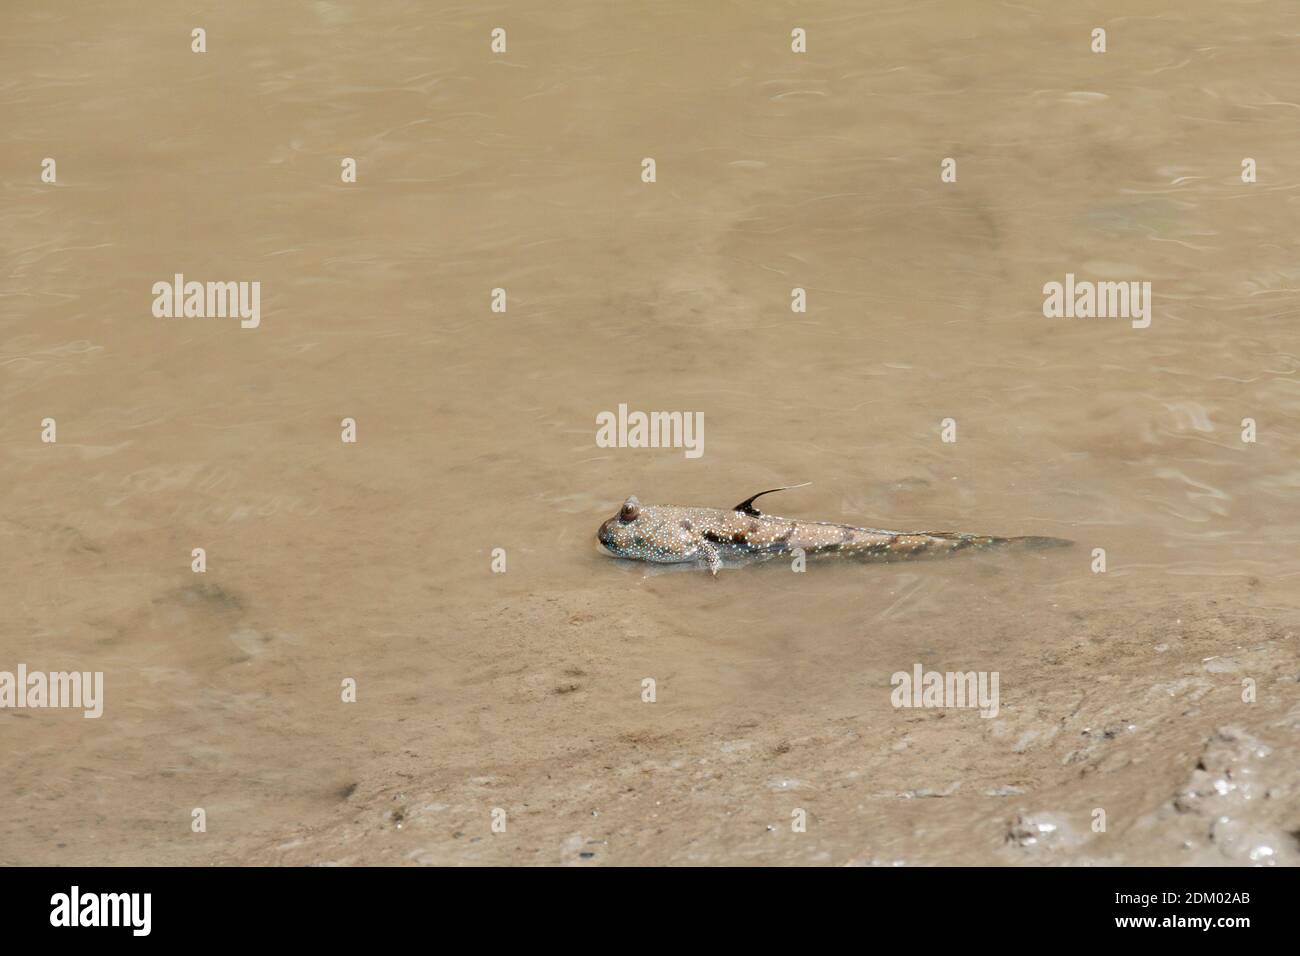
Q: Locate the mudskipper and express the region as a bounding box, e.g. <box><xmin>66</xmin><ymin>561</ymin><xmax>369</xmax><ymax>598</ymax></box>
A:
<box><xmin>597</xmin><ymin>484</ymin><xmax>1071</xmax><ymax>575</ymax></box>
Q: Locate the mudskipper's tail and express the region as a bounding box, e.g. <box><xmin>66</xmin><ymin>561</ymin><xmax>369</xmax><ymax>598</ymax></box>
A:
<box><xmin>856</xmin><ymin>532</ymin><xmax>1073</xmax><ymax>560</ymax></box>
<box><xmin>995</xmin><ymin>535</ymin><xmax>1074</xmax><ymax>550</ymax></box>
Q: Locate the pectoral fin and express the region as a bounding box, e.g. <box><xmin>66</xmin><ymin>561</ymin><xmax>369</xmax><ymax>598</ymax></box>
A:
<box><xmin>700</xmin><ymin>540</ymin><xmax>722</xmax><ymax>575</ymax></box>
<box><xmin>732</xmin><ymin>482</ymin><xmax>812</xmax><ymax>516</ymax></box>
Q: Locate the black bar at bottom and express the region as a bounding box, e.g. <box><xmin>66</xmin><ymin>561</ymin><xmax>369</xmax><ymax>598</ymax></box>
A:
<box><xmin>0</xmin><ymin>865</ymin><xmax>1278</xmax><ymax>942</ymax></box>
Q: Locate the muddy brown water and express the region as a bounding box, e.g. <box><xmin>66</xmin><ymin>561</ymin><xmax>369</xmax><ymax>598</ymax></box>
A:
<box><xmin>1</xmin><ymin>1</ymin><xmax>1297</xmax><ymax>865</ymax></box>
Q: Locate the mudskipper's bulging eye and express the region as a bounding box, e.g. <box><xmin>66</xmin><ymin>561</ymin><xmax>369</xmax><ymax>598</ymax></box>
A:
<box><xmin>619</xmin><ymin>498</ymin><xmax>640</xmax><ymax>522</ymax></box>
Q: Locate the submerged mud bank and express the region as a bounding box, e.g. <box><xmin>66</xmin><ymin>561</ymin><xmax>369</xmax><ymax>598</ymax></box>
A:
<box><xmin>214</xmin><ymin>587</ymin><xmax>1298</xmax><ymax>867</ymax></box>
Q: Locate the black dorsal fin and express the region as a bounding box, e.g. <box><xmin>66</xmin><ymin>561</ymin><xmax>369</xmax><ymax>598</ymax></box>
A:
<box><xmin>732</xmin><ymin>482</ymin><xmax>812</xmax><ymax>516</ymax></box>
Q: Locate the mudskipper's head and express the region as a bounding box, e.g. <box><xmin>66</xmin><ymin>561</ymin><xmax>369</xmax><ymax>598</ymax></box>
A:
<box><xmin>597</xmin><ymin>496</ymin><xmax>694</xmax><ymax>563</ymax></box>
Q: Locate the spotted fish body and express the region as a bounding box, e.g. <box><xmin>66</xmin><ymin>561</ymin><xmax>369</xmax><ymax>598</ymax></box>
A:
<box><xmin>596</xmin><ymin>485</ymin><xmax>1071</xmax><ymax>575</ymax></box>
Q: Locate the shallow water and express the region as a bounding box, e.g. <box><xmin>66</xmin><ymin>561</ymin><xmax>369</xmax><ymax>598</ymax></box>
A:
<box><xmin>1</xmin><ymin>1</ymin><xmax>1297</xmax><ymax>865</ymax></box>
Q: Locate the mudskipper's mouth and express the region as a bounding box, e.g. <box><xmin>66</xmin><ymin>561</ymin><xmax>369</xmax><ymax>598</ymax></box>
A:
<box><xmin>596</xmin><ymin>521</ymin><xmax>617</xmax><ymax>554</ymax></box>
